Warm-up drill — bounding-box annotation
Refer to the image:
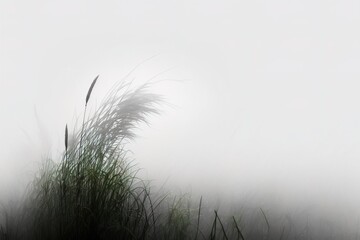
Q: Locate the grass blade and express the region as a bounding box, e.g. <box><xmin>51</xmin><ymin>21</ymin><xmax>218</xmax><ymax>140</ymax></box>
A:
<box><xmin>232</xmin><ymin>216</ymin><xmax>245</xmax><ymax>240</ymax></box>
<box><xmin>194</xmin><ymin>196</ymin><xmax>202</xmax><ymax>240</ymax></box>
<box><xmin>215</xmin><ymin>210</ymin><xmax>229</xmax><ymax>240</ymax></box>
<box><xmin>260</xmin><ymin>208</ymin><xmax>270</xmax><ymax>238</ymax></box>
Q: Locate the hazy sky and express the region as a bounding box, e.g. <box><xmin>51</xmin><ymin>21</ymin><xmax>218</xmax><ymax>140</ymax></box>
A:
<box><xmin>1</xmin><ymin>0</ymin><xmax>360</xmax><ymax>220</ymax></box>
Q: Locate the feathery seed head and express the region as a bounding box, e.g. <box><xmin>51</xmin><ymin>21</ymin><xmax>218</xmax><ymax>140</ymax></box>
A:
<box><xmin>85</xmin><ymin>75</ymin><xmax>99</xmax><ymax>106</ymax></box>
<box><xmin>65</xmin><ymin>124</ymin><xmax>68</xmax><ymax>151</ymax></box>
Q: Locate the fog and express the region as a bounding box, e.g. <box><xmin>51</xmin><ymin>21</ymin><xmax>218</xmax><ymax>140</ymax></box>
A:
<box><xmin>1</xmin><ymin>0</ymin><xmax>360</xmax><ymax>235</ymax></box>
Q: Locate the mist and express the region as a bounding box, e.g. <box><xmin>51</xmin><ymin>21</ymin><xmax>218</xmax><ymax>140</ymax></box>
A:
<box><xmin>1</xmin><ymin>0</ymin><xmax>360</xmax><ymax>238</ymax></box>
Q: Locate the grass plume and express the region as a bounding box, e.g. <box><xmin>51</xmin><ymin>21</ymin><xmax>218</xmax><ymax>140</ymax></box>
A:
<box><xmin>86</xmin><ymin>75</ymin><xmax>99</xmax><ymax>106</ymax></box>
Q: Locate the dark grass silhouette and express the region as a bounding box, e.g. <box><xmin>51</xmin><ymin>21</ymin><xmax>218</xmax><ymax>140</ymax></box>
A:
<box><xmin>0</xmin><ymin>75</ymin><xmax>356</xmax><ymax>240</ymax></box>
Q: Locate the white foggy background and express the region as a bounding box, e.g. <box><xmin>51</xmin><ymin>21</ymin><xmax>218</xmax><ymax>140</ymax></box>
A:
<box><xmin>1</xmin><ymin>0</ymin><xmax>360</xmax><ymax>222</ymax></box>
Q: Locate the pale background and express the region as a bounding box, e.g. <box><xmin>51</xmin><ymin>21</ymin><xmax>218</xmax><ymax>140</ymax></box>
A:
<box><xmin>1</xmin><ymin>0</ymin><xmax>360</xmax><ymax>222</ymax></box>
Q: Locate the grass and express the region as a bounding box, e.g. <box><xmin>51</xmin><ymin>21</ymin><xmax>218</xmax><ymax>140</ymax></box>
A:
<box><xmin>25</xmin><ymin>77</ymin><xmax>163</xmax><ymax>240</ymax></box>
<box><xmin>0</xmin><ymin>75</ymin><xmax>356</xmax><ymax>240</ymax></box>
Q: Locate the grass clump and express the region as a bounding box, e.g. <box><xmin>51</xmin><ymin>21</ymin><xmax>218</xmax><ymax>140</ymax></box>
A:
<box><xmin>9</xmin><ymin>77</ymin><xmax>163</xmax><ymax>240</ymax></box>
